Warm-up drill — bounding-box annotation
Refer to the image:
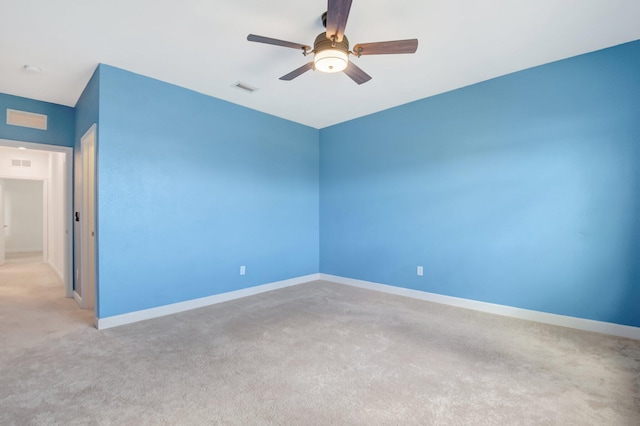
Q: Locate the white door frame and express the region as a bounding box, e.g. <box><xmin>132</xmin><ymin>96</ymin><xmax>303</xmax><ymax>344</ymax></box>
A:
<box><xmin>0</xmin><ymin>139</ymin><xmax>73</xmax><ymax>297</ymax></box>
<box><xmin>76</xmin><ymin>125</ymin><xmax>96</xmax><ymax>311</ymax></box>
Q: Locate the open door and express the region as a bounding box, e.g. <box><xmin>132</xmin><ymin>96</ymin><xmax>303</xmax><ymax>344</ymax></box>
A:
<box><xmin>76</xmin><ymin>125</ymin><xmax>96</xmax><ymax>310</ymax></box>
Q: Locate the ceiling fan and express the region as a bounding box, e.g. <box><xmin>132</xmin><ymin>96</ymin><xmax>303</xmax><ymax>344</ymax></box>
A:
<box><xmin>247</xmin><ymin>0</ymin><xmax>418</xmax><ymax>85</ymax></box>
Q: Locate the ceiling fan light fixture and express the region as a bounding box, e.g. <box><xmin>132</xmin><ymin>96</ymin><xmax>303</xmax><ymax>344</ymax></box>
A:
<box><xmin>247</xmin><ymin>3</ymin><xmax>418</xmax><ymax>85</ymax></box>
<box><xmin>312</xmin><ymin>33</ymin><xmax>350</xmax><ymax>73</ymax></box>
<box><xmin>314</xmin><ymin>48</ymin><xmax>348</xmax><ymax>73</ymax></box>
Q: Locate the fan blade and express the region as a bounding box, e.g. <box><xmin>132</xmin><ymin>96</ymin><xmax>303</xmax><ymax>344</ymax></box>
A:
<box><xmin>343</xmin><ymin>62</ymin><xmax>371</xmax><ymax>85</ymax></box>
<box><xmin>280</xmin><ymin>62</ymin><xmax>315</xmax><ymax>81</ymax></box>
<box><xmin>326</xmin><ymin>0</ymin><xmax>352</xmax><ymax>42</ymax></box>
<box><xmin>247</xmin><ymin>34</ymin><xmax>311</xmax><ymax>51</ymax></box>
<box><xmin>353</xmin><ymin>39</ymin><xmax>418</xmax><ymax>56</ymax></box>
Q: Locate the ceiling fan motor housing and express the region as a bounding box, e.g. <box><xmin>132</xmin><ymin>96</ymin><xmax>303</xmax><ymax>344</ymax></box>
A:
<box><xmin>313</xmin><ymin>33</ymin><xmax>349</xmax><ymax>73</ymax></box>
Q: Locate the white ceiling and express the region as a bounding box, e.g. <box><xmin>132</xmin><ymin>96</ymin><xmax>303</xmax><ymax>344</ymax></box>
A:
<box><xmin>1</xmin><ymin>0</ymin><xmax>639</xmax><ymax>129</ymax></box>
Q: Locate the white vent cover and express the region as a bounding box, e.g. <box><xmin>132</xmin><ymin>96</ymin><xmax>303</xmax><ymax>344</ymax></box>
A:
<box><xmin>6</xmin><ymin>108</ymin><xmax>48</xmax><ymax>130</ymax></box>
<box><xmin>10</xmin><ymin>159</ymin><xmax>32</xmax><ymax>167</ymax></box>
<box><xmin>232</xmin><ymin>81</ymin><xmax>258</xmax><ymax>93</ymax></box>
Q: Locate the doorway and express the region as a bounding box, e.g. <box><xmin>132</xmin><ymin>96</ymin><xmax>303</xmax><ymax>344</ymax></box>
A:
<box><xmin>0</xmin><ymin>140</ymin><xmax>73</xmax><ymax>296</ymax></box>
<box><xmin>1</xmin><ymin>178</ymin><xmax>44</xmax><ymax>263</ymax></box>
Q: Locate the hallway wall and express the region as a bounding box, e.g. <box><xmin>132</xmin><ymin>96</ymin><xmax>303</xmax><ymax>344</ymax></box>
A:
<box><xmin>47</xmin><ymin>152</ymin><xmax>68</xmax><ymax>279</ymax></box>
<box><xmin>3</xmin><ymin>179</ymin><xmax>43</xmax><ymax>253</ymax></box>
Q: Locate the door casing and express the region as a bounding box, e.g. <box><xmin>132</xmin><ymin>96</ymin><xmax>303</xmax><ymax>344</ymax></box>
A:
<box><xmin>75</xmin><ymin>125</ymin><xmax>97</xmax><ymax>312</ymax></box>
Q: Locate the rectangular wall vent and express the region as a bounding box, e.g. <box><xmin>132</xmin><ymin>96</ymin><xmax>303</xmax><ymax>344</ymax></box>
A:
<box><xmin>232</xmin><ymin>81</ymin><xmax>258</xmax><ymax>93</ymax></box>
<box><xmin>10</xmin><ymin>159</ymin><xmax>32</xmax><ymax>167</ymax></box>
<box><xmin>6</xmin><ymin>108</ymin><xmax>48</xmax><ymax>130</ymax></box>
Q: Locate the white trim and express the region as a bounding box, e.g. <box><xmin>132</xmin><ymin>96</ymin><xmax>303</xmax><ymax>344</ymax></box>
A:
<box><xmin>319</xmin><ymin>274</ymin><xmax>640</xmax><ymax>341</ymax></box>
<box><xmin>73</xmin><ymin>291</ymin><xmax>82</xmax><ymax>306</ymax></box>
<box><xmin>42</xmin><ymin>178</ymin><xmax>48</xmax><ymax>265</ymax></box>
<box><xmin>62</xmin><ymin>150</ymin><xmax>73</xmax><ymax>298</ymax></box>
<box><xmin>6</xmin><ymin>248</ymin><xmax>44</xmax><ymax>254</ymax></box>
<box><xmin>0</xmin><ymin>174</ymin><xmax>47</xmax><ymax>181</ymax></box>
<box><xmin>96</xmin><ymin>273</ymin><xmax>321</xmax><ymax>330</ymax></box>
<box><xmin>49</xmin><ymin>260</ymin><xmax>65</xmax><ymax>285</ymax></box>
<box><xmin>0</xmin><ymin>139</ymin><xmax>70</xmax><ymax>153</ymax></box>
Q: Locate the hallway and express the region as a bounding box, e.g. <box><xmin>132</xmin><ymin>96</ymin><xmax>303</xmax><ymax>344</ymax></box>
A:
<box><xmin>0</xmin><ymin>252</ymin><xmax>94</xmax><ymax>350</ymax></box>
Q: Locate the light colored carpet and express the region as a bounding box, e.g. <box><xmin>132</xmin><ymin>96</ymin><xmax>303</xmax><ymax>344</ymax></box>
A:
<box><xmin>0</xmin><ymin>252</ymin><xmax>93</xmax><ymax>350</ymax></box>
<box><xmin>1</xmin><ymin>259</ymin><xmax>639</xmax><ymax>425</ymax></box>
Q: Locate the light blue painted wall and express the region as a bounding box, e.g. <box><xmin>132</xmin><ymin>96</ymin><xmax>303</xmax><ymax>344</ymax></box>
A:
<box><xmin>320</xmin><ymin>41</ymin><xmax>640</xmax><ymax>327</ymax></box>
<box><xmin>0</xmin><ymin>93</ymin><xmax>75</xmax><ymax>147</ymax></box>
<box><xmin>75</xmin><ymin>66</ymin><xmax>100</xmax><ymax>149</ymax></box>
<box><xmin>96</xmin><ymin>65</ymin><xmax>319</xmax><ymax>317</ymax></box>
<box><xmin>4</xmin><ymin>41</ymin><xmax>638</xmax><ymax>328</ymax></box>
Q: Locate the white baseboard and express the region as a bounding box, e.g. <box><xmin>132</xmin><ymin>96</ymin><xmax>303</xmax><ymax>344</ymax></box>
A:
<box><xmin>73</xmin><ymin>291</ymin><xmax>82</xmax><ymax>307</ymax></box>
<box><xmin>48</xmin><ymin>261</ymin><xmax>64</xmax><ymax>285</ymax></box>
<box><xmin>7</xmin><ymin>248</ymin><xmax>43</xmax><ymax>254</ymax></box>
<box><xmin>49</xmin><ymin>261</ymin><xmax>73</xmax><ymax>299</ymax></box>
<box><xmin>319</xmin><ymin>274</ymin><xmax>640</xmax><ymax>341</ymax></box>
<box><xmin>96</xmin><ymin>273</ymin><xmax>321</xmax><ymax>330</ymax></box>
<box><xmin>47</xmin><ymin>260</ymin><xmax>74</xmax><ymax>297</ymax></box>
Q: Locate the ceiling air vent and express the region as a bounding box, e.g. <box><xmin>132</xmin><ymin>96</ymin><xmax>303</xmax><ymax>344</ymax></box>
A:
<box><xmin>6</xmin><ymin>108</ymin><xmax>48</xmax><ymax>130</ymax></box>
<box><xmin>232</xmin><ymin>81</ymin><xmax>258</xmax><ymax>93</ymax></box>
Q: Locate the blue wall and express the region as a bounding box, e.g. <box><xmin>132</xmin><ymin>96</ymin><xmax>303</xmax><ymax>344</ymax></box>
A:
<box><xmin>320</xmin><ymin>41</ymin><xmax>640</xmax><ymax>327</ymax></box>
<box><xmin>75</xmin><ymin>67</ymin><xmax>100</xmax><ymax>150</ymax></box>
<box><xmin>3</xmin><ymin>41</ymin><xmax>638</xmax><ymax>328</ymax></box>
<box><xmin>96</xmin><ymin>65</ymin><xmax>319</xmax><ymax>317</ymax></box>
<box><xmin>0</xmin><ymin>93</ymin><xmax>75</xmax><ymax>147</ymax></box>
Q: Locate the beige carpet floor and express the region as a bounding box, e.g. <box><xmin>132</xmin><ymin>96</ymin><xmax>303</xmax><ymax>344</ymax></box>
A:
<box><xmin>1</xmin><ymin>255</ymin><xmax>639</xmax><ymax>425</ymax></box>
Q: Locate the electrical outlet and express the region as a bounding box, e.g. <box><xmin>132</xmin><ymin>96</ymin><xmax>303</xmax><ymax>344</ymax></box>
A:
<box><xmin>417</xmin><ymin>266</ymin><xmax>423</xmax><ymax>276</ymax></box>
<box><xmin>240</xmin><ymin>265</ymin><xmax>246</xmax><ymax>275</ymax></box>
